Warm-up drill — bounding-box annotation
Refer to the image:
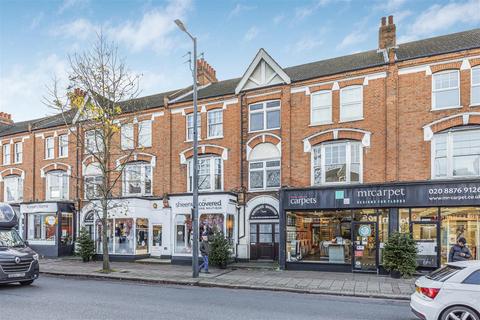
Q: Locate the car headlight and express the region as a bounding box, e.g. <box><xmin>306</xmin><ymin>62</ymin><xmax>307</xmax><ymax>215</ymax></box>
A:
<box><xmin>32</xmin><ymin>254</ymin><xmax>39</xmax><ymax>261</ymax></box>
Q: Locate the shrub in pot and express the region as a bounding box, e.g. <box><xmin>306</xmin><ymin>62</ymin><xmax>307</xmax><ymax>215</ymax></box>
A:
<box><xmin>383</xmin><ymin>232</ymin><xmax>417</xmax><ymax>278</ymax></box>
<box><xmin>209</xmin><ymin>231</ymin><xmax>231</xmax><ymax>269</ymax></box>
<box><xmin>77</xmin><ymin>227</ymin><xmax>95</xmax><ymax>262</ymax></box>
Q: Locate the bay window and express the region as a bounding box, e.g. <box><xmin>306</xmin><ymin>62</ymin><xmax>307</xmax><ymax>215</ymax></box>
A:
<box><xmin>207</xmin><ymin>109</ymin><xmax>223</xmax><ymax>138</ymax></box>
<box><xmin>188</xmin><ymin>156</ymin><xmax>222</xmax><ymax>192</ymax></box>
<box><xmin>472</xmin><ymin>67</ymin><xmax>480</xmax><ymax>106</ymax></box>
<box><xmin>46</xmin><ymin>170</ymin><xmax>68</xmax><ymax>200</ymax></box>
<box><xmin>432</xmin><ymin>70</ymin><xmax>460</xmax><ymax>110</ymax></box>
<box><xmin>249</xmin><ymin>100</ymin><xmax>280</xmax><ymax>132</ymax></box>
<box><xmin>3</xmin><ymin>175</ymin><xmax>23</xmax><ymax>203</ymax></box>
<box><xmin>432</xmin><ymin>128</ymin><xmax>480</xmax><ymax>178</ymax></box>
<box><xmin>138</xmin><ymin>120</ymin><xmax>152</xmax><ymax>148</ymax></box>
<box><xmin>311</xmin><ymin>91</ymin><xmax>332</xmax><ymax>125</ymax></box>
<box><xmin>123</xmin><ymin>162</ymin><xmax>152</xmax><ymax>196</ymax></box>
<box><xmin>340</xmin><ymin>86</ymin><xmax>363</xmax><ymax>122</ymax></box>
<box><xmin>186</xmin><ymin>113</ymin><xmax>201</xmax><ymax>141</ymax></box>
<box><xmin>312</xmin><ymin>141</ymin><xmax>362</xmax><ymax>185</ymax></box>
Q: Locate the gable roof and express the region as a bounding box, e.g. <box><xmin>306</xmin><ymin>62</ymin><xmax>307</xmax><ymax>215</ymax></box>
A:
<box><xmin>2</xmin><ymin>28</ymin><xmax>479</xmax><ymax>137</ymax></box>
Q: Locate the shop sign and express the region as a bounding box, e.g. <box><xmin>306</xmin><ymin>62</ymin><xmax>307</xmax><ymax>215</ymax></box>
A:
<box><xmin>21</xmin><ymin>203</ymin><xmax>58</xmax><ymax>213</ymax></box>
<box><xmin>250</xmin><ymin>204</ymin><xmax>279</xmax><ymax>220</ymax></box>
<box><xmin>283</xmin><ymin>181</ymin><xmax>480</xmax><ymax>210</ymax></box>
<box><xmin>358</xmin><ymin>225</ymin><xmax>371</xmax><ymax>237</ymax></box>
<box><xmin>171</xmin><ymin>195</ymin><xmax>227</xmax><ymax>213</ymax></box>
<box><xmin>45</xmin><ymin>216</ymin><xmax>57</xmax><ymax>226</ymax></box>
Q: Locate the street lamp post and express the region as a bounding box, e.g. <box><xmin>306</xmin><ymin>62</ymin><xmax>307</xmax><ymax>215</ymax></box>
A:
<box><xmin>174</xmin><ymin>19</ymin><xmax>199</xmax><ymax>278</ymax></box>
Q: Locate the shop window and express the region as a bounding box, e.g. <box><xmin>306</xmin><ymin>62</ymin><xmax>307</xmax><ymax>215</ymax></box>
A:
<box><xmin>138</xmin><ymin>120</ymin><xmax>152</xmax><ymax>148</ymax></box>
<box><xmin>14</xmin><ymin>142</ymin><xmax>22</xmax><ymax>163</ymax></box>
<box><xmin>441</xmin><ymin>207</ymin><xmax>479</xmax><ymax>264</ymax></box>
<box><xmin>312</xmin><ymin>140</ymin><xmax>362</xmax><ymax>185</ymax></box>
<box><xmin>340</xmin><ymin>86</ymin><xmax>363</xmax><ymax>122</ymax></box>
<box><xmin>186</xmin><ymin>113</ymin><xmax>201</xmax><ymax>141</ymax></box>
<box><xmin>114</xmin><ymin>218</ymin><xmax>134</xmax><ymax>254</ymax></box>
<box><xmin>311</xmin><ymin>91</ymin><xmax>332</xmax><ymax>125</ymax></box>
<box><xmin>61</xmin><ymin>212</ymin><xmax>73</xmax><ymax>245</ymax></box>
<box><xmin>152</xmin><ymin>225</ymin><xmax>163</xmax><ymax>247</ymax></box>
<box><xmin>286</xmin><ymin>211</ymin><xmax>352</xmax><ymax>264</ymax></box>
<box><xmin>46</xmin><ymin>170</ymin><xmax>69</xmax><ymax>200</ymax></box>
<box><xmin>96</xmin><ymin>219</ymin><xmax>114</xmax><ymax>254</ymax></box>
<box><xmin>121</xmin><ymin>123</ymin><xmax>134</xmax><ymax>150</ymax></box>
<box><xmin>123</xmin><ymin>162</ymin><xmax>152</xmax><ymax>196</ymax></box>
<box><xmin>472</xmin><ymin>67</ymin><xmax>480</xmax><ymax>106</ymax></box>
<box><xmin>28</xmin><ymin>213</ymin><xmax>56</xmax><ymax>243</ymax></box>
<box><xmin>58</xmin><ymin>134</ymin><xmax>68</xmax><ymax>157</ymax></box>
<box><xmin>187</xmin><ymin>156</ymin><xmax>222</xmax><ymax>192</ymax></box>
<box><xmin>3</xmin><ymin>175</ymin><xmax>23</xmax><ymax>203</ymax></box>
<box><xmin>136</xmin><ymin>218</ymin><xmax>149</xmax><ymax>254</ymax></box>
<box><xmin>226</xmin><ymin>215</ymin><xmax>235</xmax><ymax>245</ymax></box>
<box><xmin>45</xmin><ymin>137</ymin><xmax>54</xmax><ymax>159</ymax></box>
<box><xmin>249</xmin><ymin>100</ymin><xmax>280</xmax><ymax>132</ymax></box>
<box><xmin>200</xmin><ymin>214</ymin><xmax>224</xmax><ymax>235</ymax></box>
<box><xmin>248</xmin><ymin>143</ymin><xmax>281</xmax><ymax>191</ymax></box>
<box><xmin>432</xmin><ymin>128</ymin><xmax>480</xmax><ymax>178</ymax></box>
<box><xmin>207</xmin><ymin>109</ymin><xmax>223</xmax><ymax>138</ymax></box>
<box><xmin>432</xmin><ymin>70</ymin><xmax>460</xmax><ymax>110</ymax></box>
<box><xmin>399</xmin><ymin>209</ymin><xmax>410</xmax><ymax>233</ymax></box>
<box><xmin>175</xmin><ymin>214</ymin><xmax>192</xmax><ymax>254</ymax></box>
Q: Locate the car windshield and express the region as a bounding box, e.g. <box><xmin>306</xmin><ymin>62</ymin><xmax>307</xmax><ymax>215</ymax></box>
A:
<box><xmin>426</xmin><ymin>265</ymin><xmax>464</xmax><ymax>282</ymax></box>
<box><xmin>0</xmin><ymin>229</ymin><xmax>25</xmax><ymax>248</ymax></box>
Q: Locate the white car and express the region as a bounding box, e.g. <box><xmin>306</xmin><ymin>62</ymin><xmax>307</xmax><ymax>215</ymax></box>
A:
<box><xmin>411</xmin><ymin>260</ymin><xmax>480</xmax><ymax>320</ymax></box>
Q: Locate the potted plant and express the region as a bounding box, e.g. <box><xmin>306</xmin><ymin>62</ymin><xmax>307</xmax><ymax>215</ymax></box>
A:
<box><xmin>383</xmin><ymin>232</ymin><xmax>417</xmax><ymax>278</ymax></box>
<box><xmin>209</xmin><ymin>231</ymin><xmax>232</xmax><ymax>269</ymax></box>
<box><xmin>77</xmin><ymin>227</ymin><xmax>95</xmax><ymax>262</ymax></box>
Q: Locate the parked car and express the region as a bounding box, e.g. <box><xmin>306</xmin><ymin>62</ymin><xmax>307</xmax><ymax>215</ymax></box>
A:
<box><xmin>411</xmin><ymin>260</ymin><xmax>480</xmax><ymax>320</ymax></box>
<box><xmin>0</xmin><ymin>203</ymin><xmax>39</xmax><ymax>286</ymax></box>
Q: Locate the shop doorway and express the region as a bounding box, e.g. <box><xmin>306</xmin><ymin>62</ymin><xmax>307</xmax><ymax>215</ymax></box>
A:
<box><xmin>352</xmin><ymin>222</ymin><xmax>378</xmax><ymax>272</ymax></box>
<box><xmin>250</xmin><ymin>223</ymin><xmax>279</xmax><ymax>260</ymax></box>
<box><xmin>151</xmin><ymin>224</ymin><xmax>163</xmax><ymax>257</ymax></box>
<box><xmin>410</xmin><ymin>221</ymin><xmax>440</xmax><ymax>268</ymax></box>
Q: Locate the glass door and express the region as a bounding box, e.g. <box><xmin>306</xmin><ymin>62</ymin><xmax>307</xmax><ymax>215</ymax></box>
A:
<box><xmin>352</xmin><ymin>222</ymin><xmax>378</xmax><ymax>272</ymax></box>
<box><xmin>151</xmin><ymin>224</ymin><xmax>163</xmax><ymax>257</ymax></box>
<box><xmin>411</xmin><ymin>222</ymin><xmax>439</xmax><ymax>268</ymax></box>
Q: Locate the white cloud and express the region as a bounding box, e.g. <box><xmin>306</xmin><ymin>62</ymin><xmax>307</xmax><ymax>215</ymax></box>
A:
<box><xmin>30</xmin><ymin>12</ymin><xmax>45</xmax><ymax>30</ymax></box>
<box><xmin>295</xmin><ymin>0</ymin><xmax>331</xmax><ymax>20</ymax></box>
<box><xmin>58</xmin><ymin>0</ymin><xmax>89</xmax><ymax>14</ymax></box>
<box><xmin>398</xmin><ymin>0</ymin><xmax>480</xmax><ymax>43</ymax></box>
<box><xmin>243</xmin><ymin>26</ymin><xmax>259</xmax><ymax>42</ymax></box>
<box><xmin>273</xmin><ymin>14</ymin><xmax>285</xmax><ymax>25</ymax></box>
<box><xmin>228</xmin><ymin>3</ymin><xmax>256</xmax><ymax>19</ymax></box>
<box><xmin>53</xmin><ymin>18</ymin><xmax>98</xmax><ymax>40</ymax></box>
<box><xmin>375</xmin><ymin>0</ymin><xmax>407</xmax><ymax>12</ymax></box>
<box><xmin>0</xmin><ymin>55</ymin><xmax>69</xmax><ymax>121</ymax></box>
<box><xmin>337</xmin><ymin>29</ymin><xmax>368</xmax><ymax>49</ymax></box>
<box><xmin>292</xmin><ymin>37</ymin><xmax>323</xmax><ymax>53</ymax></box>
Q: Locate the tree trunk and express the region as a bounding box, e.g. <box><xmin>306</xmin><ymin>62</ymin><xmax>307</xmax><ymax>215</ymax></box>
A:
<box><xmin>102</xmin><ymin>200</ymin><xmax>110</xmax><ymax>272</ymax></box>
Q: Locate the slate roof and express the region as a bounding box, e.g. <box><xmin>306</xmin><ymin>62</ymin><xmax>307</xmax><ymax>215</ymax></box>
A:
<box><xmin>2</xmin><ymin>28</ymin><xmax>479</xmax><ymax>137</ymax></box>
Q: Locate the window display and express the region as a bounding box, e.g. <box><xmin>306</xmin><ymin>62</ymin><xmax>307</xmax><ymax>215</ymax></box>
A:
<box><xmin>152</xmin><ymin>225</ymin><xmax>162</xmax><ymax>247</ymax></box>
<box><xmin>136</xmin><ymin>218</ymin><xmax>149</xmax><ymax>254</ymax></box>
<box><xmin>114</xmin><ymin>218</ymin><xmax>134</xmax><ymax>254</ymax></box>
<box><xmin>200</xmin><ymin>214</ymin><xmax>224</xmax><ymax>235</ymax></box>
<box><xmin>28</xmin><ymin>213</ymin><xmax>57</xmax><ymax>242</ymax></box>
<box><xmin>60</xmin><ymin>212</ymin><xmax>74</xmax><ymax>245</ymax></box>
<box><xmin>96</xmin><ymin>219</ymin><xmax>113</xmax><ymax>254</ymax></box>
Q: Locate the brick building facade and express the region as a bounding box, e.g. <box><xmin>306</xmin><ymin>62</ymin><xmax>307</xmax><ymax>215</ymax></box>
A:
<box><xmin>1</xmin><ymin>17</ymin><xmax>479</xmax><ymax>271</ymax></box>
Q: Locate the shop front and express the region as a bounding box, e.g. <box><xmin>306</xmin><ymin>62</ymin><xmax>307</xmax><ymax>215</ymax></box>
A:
<box><xmin>20</xmin><ymin>202</ymin><xmax>76</xmax><ymax>257</ymax></box>
<box><xmin>169</xmin><ymin>193</ymin><xmax>238</xmax><ymax>264</ymax></box>
<box><xmin>280</xmin><ymin>180</ymin><xmax>480</xmax><ymax>273</ymax></box>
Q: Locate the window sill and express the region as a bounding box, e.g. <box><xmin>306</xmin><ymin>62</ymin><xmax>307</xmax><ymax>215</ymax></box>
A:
<box><xmin>44</xmin><ymin>157</ymin><xmax>54</xmax><ymax>161</ymax></box>
<box><xmin>13</xmin><ymin>161</ymin><xmax>22</xmax><ymax>165</ymax></box>
<box><xmin>58</xmin><ymin>155</ymin><xmax>68</xmax><ymax>159</ymax></box>
<box><xmin>248</xmin><ymin>128</ymin><xmax>281</xmax><ymax>134</ymax></box>
<box><xmin>469</xmin><ymin>103</ymin><xmax>480</xmax><ymax>108</ymax></box>
<box><xmin>248</xmin><ymin>188</ymin><xmax>280</xmax><ymax>193</ymax></box>
<box><xmin>312</xmin><ymin>181</ymin><xmax>363</xmax><ymax>187</ymax></box>
<box><xmin>431</xmin><ymin>175</ymin><xmax>480</xmax><ymax>180</ymax></box>
<box><xmin>205</xmin><ymin>136</ymin><xmax>223</xmax><ymax>141</ymax></box>
<box><xmin>309</xmin><ymin>122</ymin><xmax>333</xmax><ymax>127</ymax></box>
<box><xmin>122</xmin><ymin>194</ymin><xmax>153</xmax><ymax>198</ymax></box>
<box><xmin>338</xmin><ymin>118</ymin><xmax>364</xmax><ymax>124</ymax></box>
<box><xmin>184</xmin><ymin>138</ymin><xmax>203</xmax><ymax>143</ymax></box>
<box><xmin>431</xmin><ymin>105</ymin><xmax>463</xmax><ymax>111</ymax></box>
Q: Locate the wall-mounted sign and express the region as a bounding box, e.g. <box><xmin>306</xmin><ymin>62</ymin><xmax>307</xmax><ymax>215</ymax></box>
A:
<box><xmin>170</xmin><ymin>194</ymin><xmax>232</xmax><ymax>214</ymax></box>
<box><xmin>45</xmin><ymin>216</ymin><xmax>57</xmax><ymax>226</ymax></box>
<box><xmin>249</xmin><ymin>204</ymin><xmax>279</xmax><ymax>220</ymax></box>
<box><xmin>21</xmin><ymin>203</ymin><xmax>58</xmax><ymax>213</ymax></box>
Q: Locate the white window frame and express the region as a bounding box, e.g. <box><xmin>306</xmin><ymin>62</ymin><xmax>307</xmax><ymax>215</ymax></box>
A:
<box><xmin>311</xmin><ymin>140</ymin><xmax>363</xmax><ymax>185</ymax></box>
<box><xmin>432</xmin><ymin>70</ymin><xmax>461</xmax><ymax>110</ymax></box>
<box><xmin>3</xmin><ymin>175</ymin><xmax>23</xmax><ymax>203</ymax></box>
<box><xmin>138</xmin><ymin>120</ymin><xmax>152</xmax><ymax>148</ymax></box>
<box><xmin>85</xmin><ymin>130</ymin><xmax>103</xmax><ymax>154</ymax></box>
<box><xmin>207</xmin><ymin>109</ymin><xmax>223</xmax><ymax>138</ymax></box>
<box><xmin>187</xmin><ymin>156</ymin><xmax>223</xmax><ymax>192</ymax></box>
<box><xmin>3</xmin><ymin>144</ymin><xmax>10</xmax><ymax>165</ymax></box>
<box><xmin>46</xmin><ymin>170</ymin><xmax>69</xmax><ymax>200</ymax></box>
<box><xmin>248</xmin><ymin>100</ymin><xmax>281</xmax><ymax>132</ymax></box>
<box><xmin>45</xmin><ymin>137</ymin><xmax>54</xmax><ymax>159</ymax></box>
<box><xmin>122</xmin><ymin>162</ymin><xmax>153</xmax><ymax>196</ymax></box>
<box><xmin>340</xmin><ymin>85</ymin><xmax>363</xmax><ymax>122</ymax></box>
<box><xmin>14</xmin><ymin>142</ymin><xmax>22</xmax><ymax>164</ymax></box>
<box><xmin>310</xmin><ymin>90</ymin><xmax>332</xmax><ymax>125</ymax></box>
<box><xmin>121</xmin><ymin>123</ymin><xmax>134</xmax><ymax>150</ymax></box>
<box><xmin>84</xmin><ymin>175</ymin><xmax>103</xmax><ymax>199</ymax></box>
<box><xmin>431</xmin><ymin>128</ymin><xmax>480</xmax><ymax>179</ymax></box>
<box><xmin>471</xmin><ymin>66</ymin><xmax>480</xmax><ymax>107</ymax></box>
<box><xmin>248</xmin><ymin>159</ymin><xmax>281</xmax><ymax>191</ymax></box>
<box><xmin>58</xmin><ymin>134</ymin><xmax>68</xmax><ymax>158</ymax></box>
<box><xmin>186</xmin><ymin>113</ymin><xmax>201</xmax><ymax>142</ymax></box>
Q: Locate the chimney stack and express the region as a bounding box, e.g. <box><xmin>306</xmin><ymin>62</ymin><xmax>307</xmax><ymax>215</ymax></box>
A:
<box><xmin>379</xmin><ymin>15</ymin><xmax>396</xmax><ymax>50</ymax></box>
<box><xmin>0</xmin><ymin>112</ymin><xmax>13</xmax><ymax>125</ymax></box>
<box><xmin>197</xmin><ymin>58</ymin><xmax>218</xmax><ymax>86</ymax></box>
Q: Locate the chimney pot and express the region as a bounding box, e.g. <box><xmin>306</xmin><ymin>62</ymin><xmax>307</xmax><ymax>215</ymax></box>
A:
<box><xmin>379</xmin><ymin>15</ymin><xmax>396</xmax><ymax>50</ymax></box>
<box><xmin>388</xmin><ymin>15</ymin><xmax>393</xmax><ymax>25</ymax></box>
<box><xmin>196</xmin><ymin>58</ymin><xmax>218</xmax><ymax>86</ymax></box>
<box><xmin>381</xmin><ymin>16</ymin><xmax>386</xmax><ymax>26</ymax></box>
<box><xmin>0</xmin><ymin>112</ymin><xmax>13</xmax><ymax>125</ymax></box>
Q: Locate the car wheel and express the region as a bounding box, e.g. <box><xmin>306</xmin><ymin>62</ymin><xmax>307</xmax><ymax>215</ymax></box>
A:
<box><xmin>441</xmin><ymin>306</ymin><xmax>480</xmax><ymax>320</ymax></box>
<box><xmin>19</xmin><ymin>280</ymin><xmax>34</xmax><ymax>286</ymax></box>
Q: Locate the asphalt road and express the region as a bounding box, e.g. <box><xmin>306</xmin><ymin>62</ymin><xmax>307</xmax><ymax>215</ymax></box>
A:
<box><xmin>0</xmin><ymin>276</ymin><xmax>415</xmax><ymax>320</ymax></box>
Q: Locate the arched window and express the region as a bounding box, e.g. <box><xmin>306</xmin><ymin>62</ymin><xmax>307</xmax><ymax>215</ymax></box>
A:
<box><xmin>432</xmin><ymin>126</ymin><xmax>480</xmax><ymax>178</ymax></box>
<box><xmin>248</xmin><ymin>143</ymin><xmax>281</xmax><ymax>190</ymax></box>
<box><xmin>3</xmin><ymin>175</ymin><xmax>23</xmax><ymax>203</ymax></box>
<box><xmin>123</xmin><ymin>161</ymin><xmax>152</xmax><ymax>196</ymax></box>
<box><xmin>311</xmin><ymin>140</ymin><xmax>362</xmax><ymax>185</ymax></box>
<box><xmin>84</xmin><ymin>163</ymin><xmax>103</xmax><ymax>199</ymax></box>
<box><xmin>187</xmin><ymin>156</ymin><xmax>222</xmax><ymax>192</ymax></box>
<box><xmin>46</xmin><ymin>170</ymin><xmax>69</xmax><ymax>200</ymax></box>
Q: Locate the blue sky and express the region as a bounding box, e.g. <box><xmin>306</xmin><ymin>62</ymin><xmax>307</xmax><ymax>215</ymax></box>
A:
<box><xmin>1</xmin><ymin>0</ymin><xmax>479</xmax><ymax>121</ymax></box>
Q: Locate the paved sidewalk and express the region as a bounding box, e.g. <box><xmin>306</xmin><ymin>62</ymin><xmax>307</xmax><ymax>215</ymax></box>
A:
<box><xmin>39</xmin><ymin>258</ymin><xmax>416</xmax><ymax>300</ymax></box>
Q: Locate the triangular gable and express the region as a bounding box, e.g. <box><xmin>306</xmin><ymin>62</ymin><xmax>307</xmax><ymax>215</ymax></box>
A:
<box><xmin>235</xmin><ymin>48</ymin><xmax>291</xmax><ymax>94</ymax></box>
